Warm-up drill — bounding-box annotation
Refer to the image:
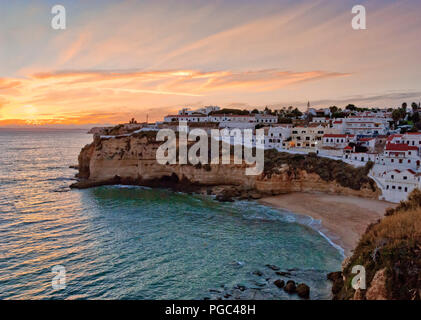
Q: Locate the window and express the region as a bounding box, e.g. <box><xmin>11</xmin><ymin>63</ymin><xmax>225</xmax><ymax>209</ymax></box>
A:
<box><xmin>405</xmin><ymin>187</ymin><xmax>408</xmax><ymax>192</ymax></box>
<box><xmin>392</xmin><ymin>186</ymin><xmax>396</xmax><ymax>189</ymax></box>
<box><xmin>398</xmin><ymin>186</ymin><xmax>402</xmax><ymax>190</ymax></box>
<box><xmin>391</xmin><ymin>175</ymin><xmax>394</xmax><ymax>179</ymax></box>
<box><xmin>403</xmin><ymin>176</ymin><xmax>407</xmax><ymax>180</ymax></box>
<box><xmin>386</xmin><ymin>185</ymin><xmax>389</xmax><ymax>190</ymax></box>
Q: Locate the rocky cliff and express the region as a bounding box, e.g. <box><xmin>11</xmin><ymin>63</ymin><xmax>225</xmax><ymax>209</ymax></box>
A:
<box><xmin>330</xmin><ymin>190</ymin><xmax>421</xmax><ymax>300</ymax></box>
<box><xmin>71</xmin><ymin>130</ymin><xmax>380</xmax><ymax>200</ymax></box>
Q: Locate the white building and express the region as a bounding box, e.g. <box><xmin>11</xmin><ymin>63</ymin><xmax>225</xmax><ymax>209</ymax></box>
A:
<box><xmin>165</xmin><ymin>113</ymin><xmax>256</xmax><ymax>124</ymax></box>
<box><xmin>343</xmin><ymin>118</ymin><xmax>388</xmax><ymax>136</ymax></box>
<box><xmin>255</xmin><ymin>114</ymin><xmax>278</xmax><ymax>124</ymax></box>
<box><xmin>322</xmin><ymin>134</ymin><xmax>356</xmax><ymax>149</ymax></box>
<box><xmin>375</xmin><ymin>169</ymin><xmax>420</xmax><ymax>203</ymax></box>
<box><xmin>265</xmin><ymin>126</ymin><xmax>292</xmax><ymax>149</ymax></box>
<box><xmin>178</xmin><ymin>106</ymin><xmax>220</xmax><ymax>115</ymax></box>
<box><xmin>196</xmin><ymin>106</ymin><xmax>220</xmax><ymax>115</ymax></box>
<box><xmin>208</xmin><ymin>114</ymin><xmax>256</xmax><ymax>123</ymax></box>
<box><xmin>219</xmin><ymin>121</ymin><xmax>256</xmax><ymax>130</ymax></box>
<box><xmin>164</xmin><ymin>114</ymin><xmax>209</xmax><ymax>122</ymax></box>
<box><xmin>343</xmin><ymin>151</ymin><xmax>377</xmax><ymax>163</ymax></box>
<box><xmin>312</xmin><ymin>117</ymin><xmax>330</xmax><ymax>124</ymax></box>
<box><xmin>387</xmin><ymin>132</ymin><xmax>421</xmax><ymax>148</ymax></box>
<box><xmin>332</xmin><ymin>114</ymin><xmax>392</xmax><ymax>136</ymax></box>
<box><xmin>376</xmin><ymin>143</ymin><xmax>421</xmax><ymax>169</ymax></box>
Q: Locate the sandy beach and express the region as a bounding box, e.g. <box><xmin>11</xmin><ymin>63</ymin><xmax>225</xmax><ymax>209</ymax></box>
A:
<box><xmin>259</xmin><ymin>193</ymin><xmax>396</xmax><ymax>256</ymax></box>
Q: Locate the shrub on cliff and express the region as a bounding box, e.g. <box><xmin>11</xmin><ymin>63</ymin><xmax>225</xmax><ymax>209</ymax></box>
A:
<box><xmin>334</xmin><ymin>190</ymin><xmax>421</xmax><ymax>300</ymax></box>
<box><xmin>263</xmin><ymin>150</ymin><xmax>374</xmax><ymax>191</ymax></box>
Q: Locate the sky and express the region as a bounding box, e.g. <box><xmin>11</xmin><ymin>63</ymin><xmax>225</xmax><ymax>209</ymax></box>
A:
<box><xmin>0</xmin><ymin>0</ymin><xmax>421</xmax><ymax>127</ymax></box>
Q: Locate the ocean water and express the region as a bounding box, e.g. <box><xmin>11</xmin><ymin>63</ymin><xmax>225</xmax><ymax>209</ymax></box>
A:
<box><xmin>0</xmin><ymin>130</ymin><xmax>342</xmax><ymax>300</ymax></box>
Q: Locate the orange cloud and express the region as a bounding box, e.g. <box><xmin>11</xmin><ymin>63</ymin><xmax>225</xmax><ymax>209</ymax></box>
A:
<box><xmin>0</xmin><ymin>68</ymin><xmax>349</xmax><ymax>126</ymax></box>
<box><xmin>0</xmin><ymin>78</ymin><xmax>21</xmax><ymax>91</ymax></box>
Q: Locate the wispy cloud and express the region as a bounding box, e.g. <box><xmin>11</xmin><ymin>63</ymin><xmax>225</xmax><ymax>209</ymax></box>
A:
<box><xmin>0</xmin><ymin>67</ymin><xmax>348</xmax><ymax>125</ymax></box>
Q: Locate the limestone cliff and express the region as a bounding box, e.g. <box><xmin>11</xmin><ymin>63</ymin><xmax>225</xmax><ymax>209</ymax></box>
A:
<box><xmin>330</xmin><ymin>190</ymin><xmax>421</xmax><ymax>300</ymax></box>
<box><xmin>71</xmin><ymin>131</ymin><xmax>379</xmax><ymax>200</ymax></box>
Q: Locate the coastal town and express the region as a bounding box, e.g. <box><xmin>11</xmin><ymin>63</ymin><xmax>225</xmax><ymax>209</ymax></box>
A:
<box><xmin>93</xmin><ymin>102</ymin><xmax>421</xmax><ymax>204</ymax></box>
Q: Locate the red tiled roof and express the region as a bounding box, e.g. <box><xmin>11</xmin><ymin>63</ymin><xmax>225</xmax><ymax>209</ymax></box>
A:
<box><xmin>387</xmin><ymin>134</ymin><xmax>403</xmax><ymax>141</ymax></box>
<box><xmin>359</xmin><ymin>138</ymin><xmax>375</xmax><ymax>142</ymax></box>
<box><xmin>344</xmin><ymin>146</ymin><xmax>353</xmax><ymax>150</ymax></box>
<box><xmin>385</xmin><ymin>143</ymin><xmax>418</xmax><ymax>151</ymax></box>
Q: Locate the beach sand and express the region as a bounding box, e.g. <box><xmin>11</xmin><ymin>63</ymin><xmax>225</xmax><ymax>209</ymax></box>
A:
<box><xmin>259</xmin><ymin>193</ymin><xmax>396</xmax><ymax>256</ymax></box>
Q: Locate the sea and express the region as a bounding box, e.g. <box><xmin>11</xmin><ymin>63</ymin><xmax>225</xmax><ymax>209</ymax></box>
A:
<box><xmin>0</xmin><ymin>129</ymin><xmax>342</xmax><ymax>299</ymax></box>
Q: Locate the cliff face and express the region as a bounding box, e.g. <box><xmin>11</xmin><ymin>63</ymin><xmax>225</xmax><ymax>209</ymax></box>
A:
<box><xmin>72</xmin><ymin>132</ymin><xmax>379</xmax><ymax>200</ymax></box>
<box><xmin>331</xmin><ymin>190</ymin><xmax>421</xmax><ymax>300</ymax></box>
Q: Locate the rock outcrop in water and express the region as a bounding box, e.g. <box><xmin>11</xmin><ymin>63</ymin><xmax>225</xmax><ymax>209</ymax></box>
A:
<box><xmin>71</xmin><ymin>128</ymin><xmax>379</xmax><ymax>200</ymax></box>
<box><xmin>205</xmin><ymin>265</ymin><xmax>312</xmax><ymax>300</ymax></box>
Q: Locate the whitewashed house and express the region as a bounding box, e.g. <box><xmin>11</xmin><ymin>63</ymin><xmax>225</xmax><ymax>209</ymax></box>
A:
<box><xmin>164</xmin><ymin>114</ymin><xmax>209</xmax><ymax>122</ymax></box>
<box><xmin>255</xmin><ymin>114</ymin><xmax>278</xmax><ymax>124</ymax></box>
<box><xmin>376</xmin><ymin>169</ymin><xmax>420</xmax><ymax>203</ymax></box>
<box><xmin>208</xmin><ymin>114</ymin><xmax>256</xmax><ymax>123</ymax></box>
<box><xmin>376</xmin><ymin>143</ymin><xmax>421</xmax><ymax>169</ymax></box>
<box><xmin>344</xmin><ymin>152</ymin><xmax>377</xmax><ymax>163</ymax></box>
<box><xmin>264</xmin><ymin>126</ymin><xmax>292</xmax><ymax>149</ymax></box>
<box><xmin>311</xmin><ymin>117</ymin><xmax>330</xmax><ymax>124</ymax></box>
<box><xmin>388</xmin><ymin>132</ymin><xmax>421</xmax><ymax>148</ymax></box>
<box><xmin>322</xmin><ymin>134</ymin><xmax>356</xmax><ymax>149</ymax></box>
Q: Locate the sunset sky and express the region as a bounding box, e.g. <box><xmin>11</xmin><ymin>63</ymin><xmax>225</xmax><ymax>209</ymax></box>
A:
<box><xmin>1</xmin><ymin>0</ymin><xmax>421</xmax><ymax>127</ymax></box>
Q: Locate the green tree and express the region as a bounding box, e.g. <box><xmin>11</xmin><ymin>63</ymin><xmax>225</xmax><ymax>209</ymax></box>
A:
<box><xmin>329</xmin><ymin>106</ymin><xmax>338</xmax><ymax>114</ymax></box>
<box><xmin>345</xmin><ymin>104</ymin><xmax>357</xmax><ymax>111</ymax></box>
<box><xmin>392</xmin><ymin>109</ymin><xmax>401</xmax><ymax>122</ymax></box>
<box><xmin>291</xmin><ymin>108</ymin><xmax>303</xmax><ymax>118</ymax></box>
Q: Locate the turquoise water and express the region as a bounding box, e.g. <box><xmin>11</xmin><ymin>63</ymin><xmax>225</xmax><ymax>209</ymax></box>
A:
<box><xmin>0</xmin><ymin>130</ymin><xmax>342</xmax><ymax>299</ymax></box>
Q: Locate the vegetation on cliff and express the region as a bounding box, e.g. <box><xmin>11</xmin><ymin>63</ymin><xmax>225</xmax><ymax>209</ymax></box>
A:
<box><xmin>264</xmin><ymin>150</ymin><xmax>375</xmax><ymax>191</ymax></box>
<box><xmin>333</xmin><ymin>190</ymin><xmax>421</xmax><ymax>300</ymax></box>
